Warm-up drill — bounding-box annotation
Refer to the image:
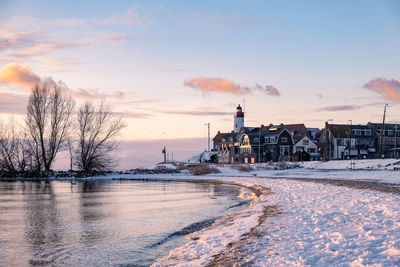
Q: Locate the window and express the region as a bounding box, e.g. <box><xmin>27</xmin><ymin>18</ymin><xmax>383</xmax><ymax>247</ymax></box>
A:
<box><xmin>264</xmin><ymin>137</ymin><xmax>269</xmax><ymax>143</ymax></box>
<box><xmin>302</xmin><ymin>139</ymin><xmax>309</xmax><ymax>145</ymax></box>
<box><xmin>296</xmin><ymin>147</ymin><xmax>304</xmax><ymax>152</ymax></box>
<box><xmin>353</xmin><ymin>129</ymin><xmax>361</xmax><ymax>136</ymax></box>
<box><xmin>281</xmin><ymin>137</ymin><xmax>288</xmax><ymax>143</ymax></box>
<box><xmin>254</xmin><ymin>137</ymin><xmax>259</xmax><ymax>143</ymax></box>
<box><xmin>307</xmin><ymin>148</ymin><xmax>316</xmax><ymax>153</ymax></box>
<box><xmin>240</xmin><ymin>147</ymin><xmax>251</xmax><ymax>154</ymax></box>
<box><xmin>240</xmin><ymin>135</ymin><xmax>250</xmax><ymax>146</ymax></box>
<box><xmin>280</xmin><ymin>146</ymin><xmax>290</xmax><ymax>156</ymax></box>
<box><xmin>364</xmin><ymin>129</ymin><xmax>371</xmax><ymax>136</ymax></box>
<box><xmin>270</xmin><ymin>136</ymin><xmax>276</xmax><ymax>142</ymax></box>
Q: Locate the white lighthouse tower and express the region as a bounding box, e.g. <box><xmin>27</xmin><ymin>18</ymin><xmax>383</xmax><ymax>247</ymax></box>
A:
<box><xmin>233</xmin><ymin>104</ymin><xmax>244</xmax><ymax>132</ymax></box>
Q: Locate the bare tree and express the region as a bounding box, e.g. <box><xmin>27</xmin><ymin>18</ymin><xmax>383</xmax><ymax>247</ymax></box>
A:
<box><xmin>25</xmin><ymin>83</ymin><xmax>75</xmax><ymax>172</ymax></box>
<box><xmin>0</xmin><ymin>120</ymin><xmax>28</xmax><ymax>172</ymax></box>
<box><xmin>0</xmin><ymin>121</ymin><xmax>18</xmax><ymax>172</ymax></box>
<box><xmin>75</xmin><ymin>102</ymin><xmax>125</xmax><ymax>172</ymax></box>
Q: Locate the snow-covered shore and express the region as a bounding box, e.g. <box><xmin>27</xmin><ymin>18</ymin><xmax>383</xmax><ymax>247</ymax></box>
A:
<box><xmin>140</xmin><ymin>161</ymin><xmax>400</xmax><ymax>266</ymax></box>
<box><xmin>3</xmin><ymin>159</ymin><xmax>400</xmax><ymax>265</ymax></box>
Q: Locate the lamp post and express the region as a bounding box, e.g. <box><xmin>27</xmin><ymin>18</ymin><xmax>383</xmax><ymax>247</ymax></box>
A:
<box><xmin>205</xmin><ymin>123</ymin><xmax>210</xmax><ymax>152</ymax></box>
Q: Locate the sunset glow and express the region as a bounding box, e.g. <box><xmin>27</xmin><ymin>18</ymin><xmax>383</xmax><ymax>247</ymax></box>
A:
<box><xmin>1</xmin><ymin>0</ymin><xmax>400</xmax><ymax>166</ymax></box>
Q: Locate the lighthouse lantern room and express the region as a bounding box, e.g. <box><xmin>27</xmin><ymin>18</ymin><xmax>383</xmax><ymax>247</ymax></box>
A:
<box><xmin>234</xmin><ymin>104</ymin><xmax>244</xmax><ymax>132</ymax></box>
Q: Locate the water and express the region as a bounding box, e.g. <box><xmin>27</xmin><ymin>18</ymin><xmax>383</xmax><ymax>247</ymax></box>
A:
<box><xmin>0</xmin><ymin>180</ymin><xmax>252</xmax><ymax>266</ymax></box>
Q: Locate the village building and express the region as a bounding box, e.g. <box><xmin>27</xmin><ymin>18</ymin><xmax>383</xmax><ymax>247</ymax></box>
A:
<box><xmin>307</xmin><ymin>127</ymin><xmax>322</xmax><ymax>142</ymax></box>
<box><xmin>283</xmin><ymin>124</ymin><xmax>309</xmax><ymax>143</ymax></box>
<box><xmin>367</xmin><ymin>122</ymin><xmax>400</xmax><ymax>158</ymax></box>
<box><xmin>293</xmin><ymin>135</ymin><xmax>318</xmax><ymax>154</ymax></box>
<box><xmin>319</xmin><ymin>122</ymin><xmax>376</xmax><ymax>160</ymax></box>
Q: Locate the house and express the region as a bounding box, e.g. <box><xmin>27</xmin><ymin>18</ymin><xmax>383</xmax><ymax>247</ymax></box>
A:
<box><xmin>212</xmin><ymin>131</ymin><xmax>229</xmax><ymax>151</ymax></box>
<box><xmin>367</xmin><ymin>122</ymin><xmax>400</xmax><ymax>158</ymax></box>
<box><xmin>283</xmin><ymin>124</ymin><xmax>309</xmax><ymax>143</ymax></box>
<box><xmin>307</xmin><ymin>127</ymin><xmax>322</xmax><ymax>142</ymax></box>
<box><xmin>293</xmin><ymin>136</ymin><xmax>318</xmax><ymax>154</ymax></box>
<box><xmin>320</xmin><ymin>122</ymin><xmax>376</xmax><ymax>160</ymax></box>
<box><xmin>215</xmin><ymin>132</ymin><xmax>236</xmax><ymax>163</ymax></box>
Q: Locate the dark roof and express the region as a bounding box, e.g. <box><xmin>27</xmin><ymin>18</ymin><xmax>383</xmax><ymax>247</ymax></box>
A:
<box><xmin>221</xmin><ymin>132</ymin><xmax>236</xmax><ymax>142</ymax></box>
<box><xmin>327</xmin><ymin>124</ymin><xmax>371</xmax><ymax>138</ymax></box>
<box><xmin>293</xmin><ymin>135</ymin><xmax>304</xmax><ymax>143</ymax></box>
<box><xmin>368</xmin><ymin>122</ymin><xmax>399</xmax><ymax>131</ymax></box>
<box><xmin>246</xmin><ymin>127</ymin><xmax>288</xmax><ymax>145</ymax></box>
<box><xmin>307</xmin><ymin>127</ymin><xmax>321</xmax><ymax>133</ymax></box>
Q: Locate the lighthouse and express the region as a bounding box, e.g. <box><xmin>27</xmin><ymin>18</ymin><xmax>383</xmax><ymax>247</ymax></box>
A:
<box><xmin>233</xmin><ymin>104</ymin><xmax>244</xmax><ymax>132</ymax></box>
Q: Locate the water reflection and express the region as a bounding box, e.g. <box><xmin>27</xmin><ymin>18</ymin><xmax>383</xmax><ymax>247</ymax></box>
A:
<box><xmin>0</xmin><ymin>180</ymin><xmax>250</xmax><ymax>266</ymax></box>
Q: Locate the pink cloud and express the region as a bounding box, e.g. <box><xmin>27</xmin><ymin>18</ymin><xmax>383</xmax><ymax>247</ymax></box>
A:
<box><xmin>364</xmin><ymin>78</ymin><xmax>400</xmax><ymax>102</ymax></box>
<box><xmin>0</xmin><ymin>63</ymin><xmax>123</xmax><ymax>100</ymax></box>
<box><xmin>184</xmin><ymin>76</ymin><xmax>280</xmax><ymax>97</ymax></box>
<box><xmin>184</xmin><ymin>76</ymin><xmax>250</xmax><ymax>95</ymax></box>
<box><xmin>254</xmin><ymin>84</ymin><xmax>280</xmax><ymax>96</ymax></box>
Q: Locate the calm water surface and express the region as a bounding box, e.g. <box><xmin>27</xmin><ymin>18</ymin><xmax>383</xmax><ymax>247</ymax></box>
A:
<box><xmin>0</xmin><ymin>180</ymin><xmax>251</xmax><ymax>266</ymax></box>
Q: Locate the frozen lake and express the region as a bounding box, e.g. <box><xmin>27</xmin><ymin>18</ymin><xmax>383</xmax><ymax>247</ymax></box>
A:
<box><xmin>0</xmin><ymin>180</ymin><xmax>251</xmax><ymax>266</ymax></box>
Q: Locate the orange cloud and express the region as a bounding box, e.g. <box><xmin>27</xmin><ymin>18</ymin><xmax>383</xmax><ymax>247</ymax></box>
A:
<box><xmin>184</xmin><ymin>76</ymin><xmax>280</xmax><ymax>97</ymax></box>
<box><xmin>364</xmin><ymin>78</ymin><xmax>400</xmax><ymax>102</ymax></box>
<box><xmin>0</xmin><ymin>63</ymin><xmax>41</xmax><ymax>91</ymax></box>
<box><xmin>184</xmin><ymin>77</ymin><xmax>250</xmax><ymax>95</ymax></box>
<box><xmin>0</xmin><ymin>63</ymin><xmax>124</xmax><ymax>100</ymax></box>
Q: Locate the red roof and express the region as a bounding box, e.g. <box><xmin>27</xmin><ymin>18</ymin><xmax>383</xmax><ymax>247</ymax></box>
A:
<box><xmin>213</xmin><ymin>132</ymin><xmax>229</xmax><ymax>142</ymax></box>
<box><xmin>283</xmin><ymin>124</ymin><xmax>307</xmax><ymax>132</ymax></box>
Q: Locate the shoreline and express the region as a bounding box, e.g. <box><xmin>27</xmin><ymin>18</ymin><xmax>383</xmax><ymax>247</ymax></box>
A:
<box><xmin>2</xmin><ymin>167</ymin><xmax>400</xmax><ymax>265</ymax></box>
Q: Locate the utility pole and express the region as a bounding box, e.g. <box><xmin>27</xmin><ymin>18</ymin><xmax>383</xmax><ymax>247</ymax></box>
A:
<box><xmin>162</xmin><ymin>147</ymin><xmax>166</xmax><ymax>162</ymax></box>
<box><xmin>205</xmin><ymin>123</ymin><xmax>210</xmax><ymax>151</ymax></box>
<box><xmin>394</xmin><ymin>122</ymin><xmax>398</xmax><ymax>159</ymax></box>
<box><xmin>258</xmin><ymin>128</ymin><xmax>261</xmax><ymax>163</ymax></box>
<box><xmin>327</xmin><ymin>119</ymin><xmax>333</xmax><ymax>160</ymax></box>
<box><xmin>348</xmin><ymin>120</ymin><xmax>352</xmax><ymax>159</ymax></box>
<box><xmin>379</xmin><ymin>104</ymin><xmax>388</xmax><ymax>158</ymax></box>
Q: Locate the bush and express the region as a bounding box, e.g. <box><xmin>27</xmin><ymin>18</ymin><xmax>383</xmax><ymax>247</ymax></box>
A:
<box><xmin>191</xmin><ymin>164</ymin><xmax>220</xmax><ymax>175</ymax></box>
<box><xmin>237</xmin><ymin>165</ymin><xmax>253</xmax><ymax>172</ymax></box>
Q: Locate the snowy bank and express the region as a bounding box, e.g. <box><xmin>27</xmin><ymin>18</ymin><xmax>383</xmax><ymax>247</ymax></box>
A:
<box><xmin>300</xmin><ymin>158</ymin><xmax>400</xmax><ymax>170</ymax></box>
<box><xmin>138</xmin><ymin>170</ymin><xmax>400</xmax><ymax>266</ymax></box>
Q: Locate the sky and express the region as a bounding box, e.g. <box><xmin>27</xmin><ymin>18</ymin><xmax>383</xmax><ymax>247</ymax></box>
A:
<box><xmin>1</xmin><ymin>0</ymin><xmax>400</xmax><ymax>167</ymax></box>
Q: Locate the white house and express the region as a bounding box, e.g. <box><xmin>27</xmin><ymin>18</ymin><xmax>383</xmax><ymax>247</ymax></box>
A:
<box><xmin>293</xmin><ymin>136</ymin><xmax>318</xmax><ymax>154</ymax></box>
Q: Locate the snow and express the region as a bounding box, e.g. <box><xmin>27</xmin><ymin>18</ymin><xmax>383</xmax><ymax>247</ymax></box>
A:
<box><xmin>300</xmin><ymin>159</ymin><xmax>400</xmax><ymax>170</ymax></box>
<box><xmin>187</xmin><ymin>151</ymin><xmax>217</xmax><ymax>163</ymax></box>
<box><xmin>148</xmin><ymin>160</ymin><xmax>400</xmax><ymax>266</ymax></box>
